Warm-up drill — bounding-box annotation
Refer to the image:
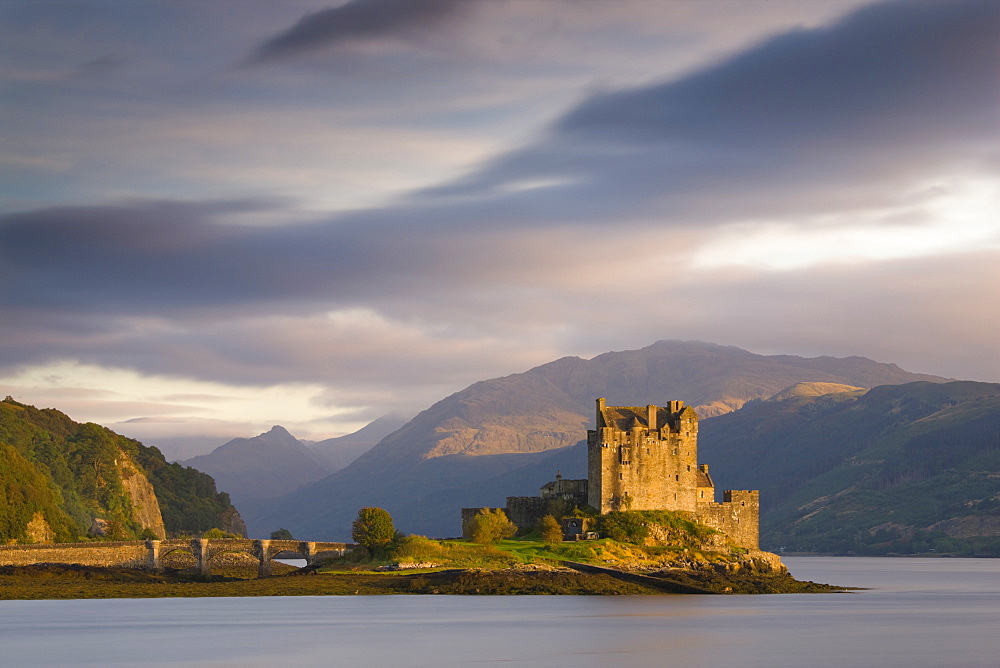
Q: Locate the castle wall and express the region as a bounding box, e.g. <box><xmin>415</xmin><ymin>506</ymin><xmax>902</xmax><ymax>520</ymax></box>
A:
<box><xmin>694</xmin><ymin>490</ymin><xmax>760</xmax><ymax>550</ymax></box>
<box><xmin>504</xmin><ymin>497</ymin><xmax>549</xmax><ymax>531</ymax></box>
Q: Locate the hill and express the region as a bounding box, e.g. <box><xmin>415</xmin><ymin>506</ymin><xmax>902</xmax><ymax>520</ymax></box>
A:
<box><xmin>247</xmin><ymin>340</ymin><xmax>947</xmax><ymax>539</ymax></box>
<box><xmin>305</xmin><ymin>414</ymin><xmax>408</xmax><ymax>471</ymax></box>
<box><xmin>698</xmin><ymin>381</ymin><xmax>1000</xmax><ymax>554</ymax></box>
<box><xmin>181</xmin><ymin>426</ymin><xmax>334</xmax><ymax>507</ymax></box>
<box><xmin>0</xmin><ymin>397</ymin><xmax>244</xmax><ymax>543</ymax></box>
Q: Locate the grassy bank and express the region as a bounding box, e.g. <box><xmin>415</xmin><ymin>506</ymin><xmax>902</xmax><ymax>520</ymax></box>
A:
<box><xmin>0</xmin><ymin>536</ymin><xmax>851</xmax><ymax>600</ymax></box>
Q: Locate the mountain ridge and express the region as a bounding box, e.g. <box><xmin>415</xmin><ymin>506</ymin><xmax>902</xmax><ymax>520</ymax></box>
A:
<box><xmin>246</xmin><ymin>340</ymin><xmax>949</xmax><ymax>539</ymax></box>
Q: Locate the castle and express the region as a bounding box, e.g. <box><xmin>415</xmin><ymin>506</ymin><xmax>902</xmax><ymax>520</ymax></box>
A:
<box><xmin>462</xmin><ymin>398</ymin><xmax>759</xmax><ymax>549</ymax></box>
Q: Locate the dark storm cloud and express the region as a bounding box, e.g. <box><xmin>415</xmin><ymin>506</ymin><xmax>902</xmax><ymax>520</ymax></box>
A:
<box><xmin>427</xmin><ymin>0</ymin><xmax>999</xmax><ymax>220</ymax></box>
<box><xmin>2</xmin><ymin>0</ymin><xmax>997</xmax><ymax>322</ymax></box>
<box><xmin>248</xmin><ymin>0</ymin><xmax>468</xmax><ymax>65</ymax></box>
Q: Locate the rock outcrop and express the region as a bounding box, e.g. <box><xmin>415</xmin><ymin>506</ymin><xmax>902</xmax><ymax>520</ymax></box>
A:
<box><xmin>117</xmin><ymin>450</ymin><xmax>167</xmax><ymax>539</ymax></box>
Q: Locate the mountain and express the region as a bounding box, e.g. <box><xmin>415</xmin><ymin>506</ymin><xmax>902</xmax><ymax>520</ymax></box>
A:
<box><xmin>305</xmin><ymin>414</ymin><xmax>408</xmax><ymax>472</ymax></box>
<box><xmin>247</xmin><ymin>340</ymin><xmax>948</xmax><ymax>539</ymax></box>
<box><xmin>0</xmin><ymin>397</ymin><xmax>244</xmax><ymax>543</ymax></box>
<box><xmin>698</xmin><ymin>381</ymin><xmax>1000</xmax><ymax>554</ymax></box>
<box><xmin>181</xmin><ymin>426</ymin><xmax>334</xmax><ymax>507</ymax></box>
<box><xmin>766</xmin><ymin>381</ymin><xmax>863</xmax><ymax>402</ymax></box>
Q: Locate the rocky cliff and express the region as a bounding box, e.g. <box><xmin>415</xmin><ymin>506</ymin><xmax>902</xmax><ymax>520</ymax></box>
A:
<box><xmin>116</xmin><ymin>449</ymin><xmax>167</xmax><ymax>539</ymax></box>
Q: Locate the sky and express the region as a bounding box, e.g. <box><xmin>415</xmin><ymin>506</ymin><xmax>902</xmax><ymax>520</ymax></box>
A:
<box><xmin>1</xmin><ymin>0</ymin><xmax>998</xmax><ymax>459</ymax></box>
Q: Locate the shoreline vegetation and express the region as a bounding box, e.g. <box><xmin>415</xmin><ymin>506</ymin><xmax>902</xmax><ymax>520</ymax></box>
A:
<box><xmin>0</xmin><ymin>535</ymin><xmax>851</xmax><ymax>600</ymax></box>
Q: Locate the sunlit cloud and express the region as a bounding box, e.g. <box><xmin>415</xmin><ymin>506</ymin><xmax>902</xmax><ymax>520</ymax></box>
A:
<box><xmin>691</xmin><ymin>177</ymin><xmax>1000</xmax><ymax>271</ymax></box>
<box><xmin>1</xmin><ymin>0</ymin><xmax>997</xmax><ymax>455</ymax></box>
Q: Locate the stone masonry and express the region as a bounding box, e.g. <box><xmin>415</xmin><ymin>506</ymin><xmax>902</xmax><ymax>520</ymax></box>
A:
<box><xmin>0</xmin><ymin>539</ymin><xmax>353</xmax><ymax>577</ymax></box>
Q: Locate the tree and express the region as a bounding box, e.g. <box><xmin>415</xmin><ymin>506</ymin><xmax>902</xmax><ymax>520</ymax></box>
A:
<box><xmin>270</xmin><ymin>528</ymin><xmax>294</xmax><ymax>540</ymax></box>
<box><xmin>597</xmin><ymin>511</ymin><xmax>650</xmax><ymax>543</ymax></box>
<box><xmin>538</xmin><ymin>514</ymin><xmax>563</xmax><ymax>545</ymax></box>
<box><xmin>351</xmin><ymin>507</ymin><xmax>396</xmax><ymax>553</ymax></box>
<box><xmin>468</xmin><ymin>508</ymin><xmax>517</xmax><ymax>544</ymax></box>
<box><xmin>202</xmin><ymin>527</ymin><xmax>240</xmax><ymax>539</ymax></box>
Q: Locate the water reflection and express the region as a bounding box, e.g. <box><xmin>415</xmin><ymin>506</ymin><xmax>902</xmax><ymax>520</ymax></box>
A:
<box><xmin>0</xmin><ymin>557</ymin><xmax>997</xmax><ymax>667</ymax></box>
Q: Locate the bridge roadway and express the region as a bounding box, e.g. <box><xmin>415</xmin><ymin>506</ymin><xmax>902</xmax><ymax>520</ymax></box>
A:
<box><xmin>0</xmin><ymin>538</ymin><xmax>353</xmax><ymax>578</ymax></box>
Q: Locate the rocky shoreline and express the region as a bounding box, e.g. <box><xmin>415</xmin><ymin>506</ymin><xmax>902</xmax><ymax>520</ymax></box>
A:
<box><xmin>0</xmin><ymin>554</ymin><xmax>851</xmax><ymax>599</ymax></box>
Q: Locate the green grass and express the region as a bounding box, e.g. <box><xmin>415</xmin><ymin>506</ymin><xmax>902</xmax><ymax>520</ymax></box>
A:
<box><xmin>321</xmin><ymin>534</ymin><xmax>746</xmax><ymax>573</ymax></box>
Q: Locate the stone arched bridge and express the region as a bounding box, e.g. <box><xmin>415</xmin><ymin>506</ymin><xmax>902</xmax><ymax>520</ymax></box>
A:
<box><xmin>0</xmin><ymin>538</ymin><xmax>353</xmax><ymax>578</ymax></box>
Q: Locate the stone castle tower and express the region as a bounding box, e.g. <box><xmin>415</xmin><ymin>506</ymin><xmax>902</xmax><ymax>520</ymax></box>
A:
<box><xmin>588</xmin><ymin>398</ymin><xmax>713</xmax><ymax>513</ymax></box>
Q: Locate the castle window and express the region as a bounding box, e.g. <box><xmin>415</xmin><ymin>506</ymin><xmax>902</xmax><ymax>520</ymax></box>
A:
<box><xmin>673</xmin><ymin>448</ymin><xmax>678</xmax><ymax>455</ymax></box>
<box><xmin>619</xmin><ymin>473</ymin><xmax>623</xmax><ymax>480</ymax></box>
<box><xmin>687</xmin><ymin>465</ymin><xmax>691</xmax><ymax>472</ymax></box>
<box><xmin>675</xmin><ymin>475</ymin><xmax>679</xmax><ymax>481</ymax></box>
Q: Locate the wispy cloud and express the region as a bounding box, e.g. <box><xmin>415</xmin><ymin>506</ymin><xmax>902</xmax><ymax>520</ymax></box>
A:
<box><xmin>247</xmin><ymin>0</ymin><xmax>471</xmax><ymax>65</ymax></box>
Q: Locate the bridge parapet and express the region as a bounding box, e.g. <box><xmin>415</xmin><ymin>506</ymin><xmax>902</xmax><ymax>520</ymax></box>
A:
<box><xmin>1</xmin><ymin>538</ymin><xmax>354</xmax><ymax>577</ymax></box>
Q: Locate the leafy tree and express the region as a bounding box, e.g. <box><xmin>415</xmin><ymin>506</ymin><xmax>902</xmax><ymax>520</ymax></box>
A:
<box><xmin>270</xmin><ymin>528</ymin><xmax>294</xmax><ymax>540</ymax></box>
<box><xmin>538</xmin><ymin>514</ymin><xmax>563</xmax><ymax>545</ymax></box>
<box><xmin>352</xmin><ymin>507</ymin><xmax>396</xmax><ymax>553</ymax></box>
<box><xmin>597</xmin><ymin>511</ymin><xmax>650</xmax><ymax>543</ymax></box>
<box><xmin>468</xmin><ymin>508</ymin><xmax>517</xmax><ymax>544</ymax></box>
<box><xmin>202</xmin><ymin>527</ymin><xmax>240</xmax><ymax>539</ymax></box>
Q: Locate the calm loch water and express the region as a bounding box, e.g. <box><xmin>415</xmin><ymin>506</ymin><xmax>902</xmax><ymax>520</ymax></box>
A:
<box><xmin>0</xmin><ymin>557</ymin><xmax>997</xmax><ymax>667</ymax></box>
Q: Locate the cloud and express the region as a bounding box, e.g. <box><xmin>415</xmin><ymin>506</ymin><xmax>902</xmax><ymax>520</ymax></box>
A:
<box><xmin>426</xmin><ymin>0</ymin><xmax>1000</xmax><ymax>224</ymax></box>
<box><xmin>4</xmin><ymin>1</ymin><xmax>996</xmax><ymax>313</ymax></box>
<box><xmin>2</xmin><ymin>0</ymin><xmax>999</xmax><ymax>443</ymax></box>
<box><xmin>247</xmin><ymin>0</ymin><xmax>470</xmax><ymax>65</ymax></box>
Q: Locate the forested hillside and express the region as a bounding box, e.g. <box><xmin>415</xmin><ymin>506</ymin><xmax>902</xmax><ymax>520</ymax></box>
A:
<box><xmin>0</xmin><ymin>397</ymin><xmax>244</xmax><ymax>543</ymax></box>
<box><xmin>699</xmin><ymin>382</ymin><xmax>1000</xmax><ymax>555</ymax></box>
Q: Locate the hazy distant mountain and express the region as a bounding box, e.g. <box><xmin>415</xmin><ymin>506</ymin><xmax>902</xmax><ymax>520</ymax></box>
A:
<box><xmin>182</xmin><ymin>425</ymin><xmax>333</xmax><ymax>507</ymax></box>
<box><xmin>306</xmin><ymin>414</ymin><xmax>408</xmax><ymax>472</ymax></box>
<box><xmin>699</xmin><ymin>381</ymin><xmax>1000</xmax><ymax>554</ymax></box>
<box><xmin>247</xmin><ymin>340</ymin><xmax>949</xmax><ymax>539</ymax></box>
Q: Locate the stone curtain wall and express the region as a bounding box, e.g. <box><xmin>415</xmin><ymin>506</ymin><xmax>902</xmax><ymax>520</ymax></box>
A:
<box><xmin>695</xmin><ymin>490</ymin><xmax>760</xmax><ymax>550</ymax></box>
<box><xmin>504</xmin><ymin>497</ymin><xmax>549</xmax><ymax>530</ymax></box>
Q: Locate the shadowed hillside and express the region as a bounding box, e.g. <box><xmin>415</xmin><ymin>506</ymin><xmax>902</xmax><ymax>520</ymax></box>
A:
<box><xmin>182</xmin><ymin>426</ymin><xmax>334</xmax><ymax>507</ymax></box>
<box><xmin>305</xmin><ymin>414</ymin><xmax>409</xmax><ymax>471</ymax></box>
<box><xmin>699</xmin><ymin>381</ymin><xmax>1000</xmax><ymax>554</ymax></box>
